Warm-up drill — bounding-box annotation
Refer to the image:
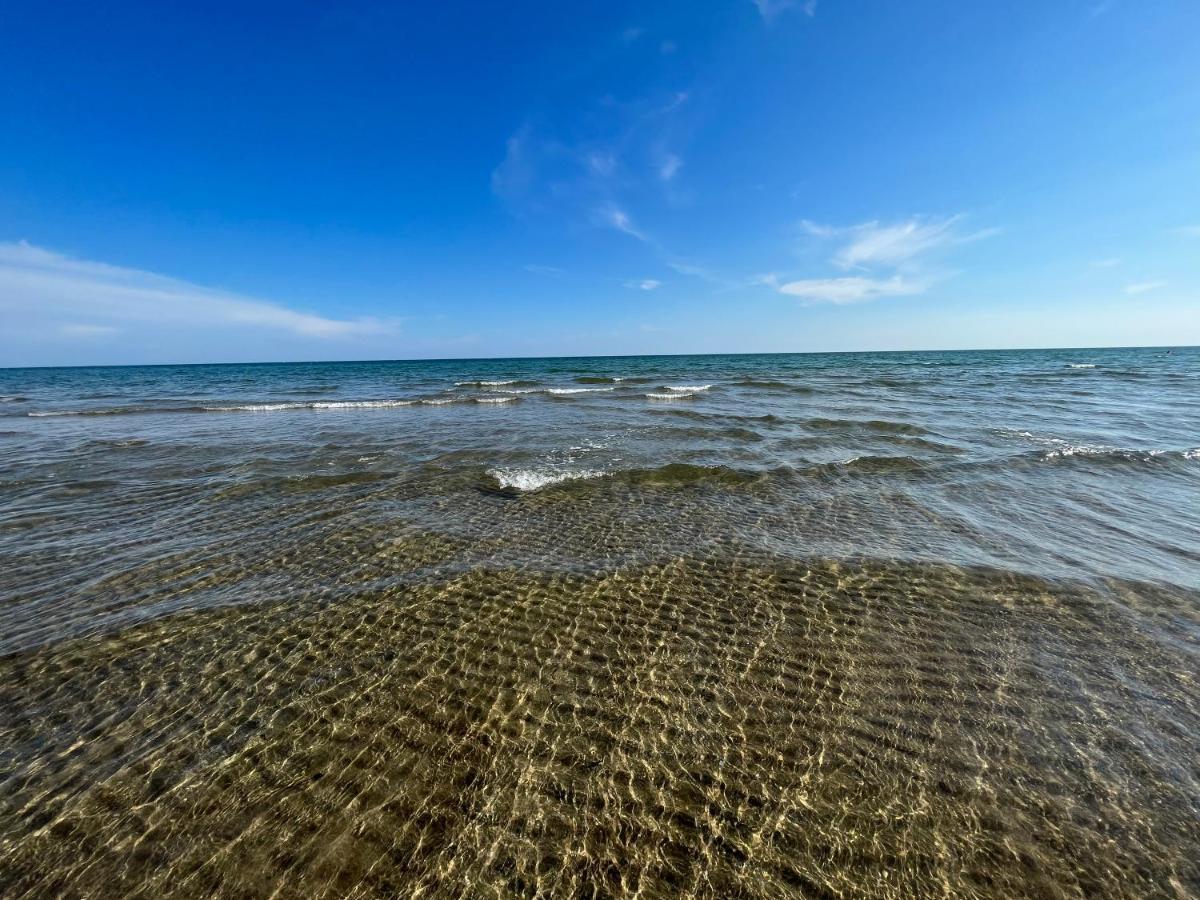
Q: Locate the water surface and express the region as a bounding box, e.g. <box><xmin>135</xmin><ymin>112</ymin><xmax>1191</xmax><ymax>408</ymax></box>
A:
<box><xmin>1</xmin><ymin>348</ymin><xmax>1198</xmax><ymax>897</ymax></box>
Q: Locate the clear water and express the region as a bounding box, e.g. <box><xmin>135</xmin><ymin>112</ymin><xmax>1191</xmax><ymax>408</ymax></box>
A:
<box><xmin>1</xmin><ymin>347</ymin><xmax>1198</xmax><ymax>897</ymax></box>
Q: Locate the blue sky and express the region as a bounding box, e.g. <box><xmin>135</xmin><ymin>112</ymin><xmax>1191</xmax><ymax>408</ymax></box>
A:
<box><xmin>1</xmin><ymin>0</ymin><xmax>1197</xmax><ymax>366</ymax></box>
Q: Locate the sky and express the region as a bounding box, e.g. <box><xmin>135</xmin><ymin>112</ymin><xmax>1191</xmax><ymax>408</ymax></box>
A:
<box><xmin>1</xmin><ymin>0</ymin><xmax>1198</xmax><ymax>366</ymax></box>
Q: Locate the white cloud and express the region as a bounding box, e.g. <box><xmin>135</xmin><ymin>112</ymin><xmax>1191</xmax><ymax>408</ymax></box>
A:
<box><xmin>777</xmin><ymin>275</ymin><xmax>929</xmax><ymax>305</ymax></box>
<box><xmin>0</xmin><ymin>240</ymin><xmax>395</xmax><ymax>340</ymax></box>
<box><xmin>624</xmin><ymin>279</ymin><xmax>661</xmax><ymax>291</ymax></box>
<box><xmin>601</xmin><ymin>207</ymin><xmax>648</xmax><ymax>241</ymax></box>
<box><xmin>752</xmin><ymin>0</ymin><xmax>816</xmax><ymax>20</ymax></box>
<box><xmin>833</xmin><ymin>217</ymin><xmax>962</xmax><ymax>269</ymax></box>
<box><xmin>59</xmin><ymin>322</ymin><xmax>120</xmax><ymax>338</ymax></box>
<box><xmin>523</xmin><ymin>264</ymin><xmax>564</xmax><ymax>276</ymax></box>
<box><xmin>490</xmin><ymin>126</ymin><xmax>535</xmax><ymax>201</ymax></box>
<box><xmin>659</xmin><ymin>154</ymin><xmax>682</xmax><ymax>181</ymax></box>
<box><xmin>1124</xmin><ymin>280</ymin><xmax>1167</xmax><ymax>295</ymax></box>
<box><xmin>586</xmin><ymin>151</ymin><xmax>617</xmax><ymax>177</ymax></box>
<box><xmin>772</xmin><ymin>214</ymin><xmax>987</xmax><ymax>305</ymax></box>
<box><xmin>798</xmin><ymin>219</ymin><xmax>838</xmax><ymax>238</ymax></box>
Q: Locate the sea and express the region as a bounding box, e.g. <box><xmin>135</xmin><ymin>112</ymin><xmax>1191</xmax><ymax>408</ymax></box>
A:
<box><xmin>1</xmin><ymin>346</ymin><xmax>1198</xmax><ymax>897</ymax></box>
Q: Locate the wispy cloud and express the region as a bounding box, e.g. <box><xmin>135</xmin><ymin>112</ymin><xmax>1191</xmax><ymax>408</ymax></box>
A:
<box><xmin>658</xmin><ymin>153</ymin><xmax>682</xmax><ymax>181</ymax></box>
<box><xmin>824</xmin><ymin>216</ymin><xmax>993</xmax><ymax>269</ymax></box>
<box><xmin>1124</xmin><ymin>280</ymin><xmax>1167</xmax><ymax>295</ymax></box>
<box><xmin>769</xmin><ymin>214</ymin><xmax>992</xmax><ymax>305</ymax></box>
<box><xmin>601</xmin><ymin>206</ymin><xmax>648</xmax><ymax>241</ymax></box>
<box><xmin>751</xmin><ymin>0</ymin><xmax>816</xmax><ymax>21</ymax></box>
<box><xmin>777</xmin><ymin>275</ymin><xmax>929</xmax><ymax>305</ymax></box>
<box><xmin>58</xmin><ymin>322</ymin><xmax>120</xmax><ymax>338</ymax></box>
<box><xmin>523</xmin><ymin>264</ymin><xmax>564</xmax><ymax>276</ymax></box>
<box><xmin>1173</xmin><ymin>225</ymin><xmax>1200</xmax><ymax>238</ymax></box>
<box><xmin>586</xmin><ymin>151</ymin><xmax>617</xmax><ymax>177</ymax></box>
<box><xmin>624</xmin><ymin>278</ymin><xmax>661</xmax><ymax>291</ymax></box>
<box><xmin>0</xmin><ymin>240</ymin><xmax>395</xmax><ymax>340</ymax></box>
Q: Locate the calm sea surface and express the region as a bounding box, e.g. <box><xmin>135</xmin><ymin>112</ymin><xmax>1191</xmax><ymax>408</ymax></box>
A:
<box><xmin>2</xmin><ymin>347</ymin><xmax>1198</xmax><ymax>897</ymax></box>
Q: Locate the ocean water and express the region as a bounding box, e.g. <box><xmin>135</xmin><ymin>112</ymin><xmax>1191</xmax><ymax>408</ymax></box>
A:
<box><xmin>1</xmin><ymin>347</ymin><xmax>1198</xmax><ymax>897</ymax></box>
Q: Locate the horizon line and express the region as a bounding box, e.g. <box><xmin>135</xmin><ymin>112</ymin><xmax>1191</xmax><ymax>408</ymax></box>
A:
<box><xmin>0</xmin><ymin>343</ymin><xmax>1193</xmax><ymax>372</ymax></box>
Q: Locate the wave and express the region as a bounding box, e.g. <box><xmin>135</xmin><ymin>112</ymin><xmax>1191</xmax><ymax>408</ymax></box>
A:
<box><xmin>646</xmin><ymin>391</ymin><xmax>698</xmax><ymax>401</ymax></box>
<box><xmin>487</xmin><ymin>462</ymin><xmax>771</xmax><ymax>493</ymax></box>
<box><xmin>574</xmin><ymin>376</ymin><xmax>617</xmax><ymax>384</ymax></box>
<box><xmin>1039</xmin><ymin>446</ymin><xmax>1200</xmax><ymax>464</ymax></box>
<box><xmin>487</xmin><ymin>467</ymin><xmax>604</xmax><ymax>491</ymax></box>
<box><xmin>823</xmin><ymin>455</ymin><xmax>928</xmax><ymax>475</ymax></box>
<box><xmin>802</xmin><ymin>417</ymin><xmax>931</xmax><ymax>436</ymax></box>
<box><xmin>732</xmin><ymin>379</ymin><xmax>814</xmax><ymax>394</ymax></box>
<box><xmin>665</xmin><ymin>384</ymin><xmax>712</xmax><ymax>393</ymax></box>
<box><xmin>455</xmin><ymin>379</ymin><xmax>539</xmax><ymax>387</ymax></box>
<box><xmin>1066</xmin><ymin>364</ymin><xmax>1096</xmax><ymax>369</ymax></box>
<box><xmin>734</xmin><ymin>379</ymin><xmax>792</xmax><ymax>389</ymax></box>
<box><xmin>545</xmin><ymin>387</ymin><xmax>616</xmax><ymax>395</ymax></box>
<box><xmin>0</xmin><ymin>396</ymin><xmax>29</xmax><ymax>403</ymax></box>
<box><xmin>26</xmin><ymin>395</ymin><xmax>533</xmax><ymax>416</ymax></box>
<box><xmin>207</xmin><ymin>399</ymin><xmax>422</xmax><ymax>411</ymax></box>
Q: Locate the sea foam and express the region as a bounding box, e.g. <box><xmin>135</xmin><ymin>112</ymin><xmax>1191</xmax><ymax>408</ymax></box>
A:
<box><xmin>487</xmin><ymin>467</ymin><xmax>603</xmax><ymax>491</ymax></box>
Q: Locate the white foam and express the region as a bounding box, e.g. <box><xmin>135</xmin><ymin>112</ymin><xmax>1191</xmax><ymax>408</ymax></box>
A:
<box><xmin>1185</xmin><ymin>449</ymin><xmax>1200</xmax><ymax>460</ymax></box>
<box><xmin>488</xmin><ymin>467</ymin><xmax>603</xmax><ymax>491</ymax></box>
<box><xmin>206</xmin><ymin>399</ymin><xmax>418</xmax><ymax>411</ymax></box>
<box><xmin>666</xmin><ymin>384</ymin><xmax>712</xmax><ymax>392</ymax></box>
<box><xmin>476</xmin><ymin>396</ymin><xmax>517</xmax><ymax>404</ymax></box>
<box><xmin>1041</xmin><ymin>444</ymin><xmax>1113</xmax><ymax>459</ymax></box>
<box><xmin>210</xmin><ymin>403</ymin><xmax>299</xmax><ymax>411</ymax></box>
<box><xmin>546</xmin><ymin>387</ymin><xmax>615</xmax><ymax>395</ymax></box>
<box><xmin>1066</xmin><ymin>364</ymin><xmax>1096</xmax><ymax>369</ymax></box>
<box><xmin>311</xmin><ymin>399</ymin><xmax>418</xmax><ymax>409</ymax></box>
<box><xmin>456</xmin><ymin>379</ymin><xmax>518</xmax><ymax>386</ymax></box>
<box><xmin>420</xmin><ymin>397</ymin><xmax>459</xmax><ymax>405</ymax></box>
<box><xmin>645</xmin><ymin>391</ymin><xmax>698</xmax><ymax>400</ymax></box>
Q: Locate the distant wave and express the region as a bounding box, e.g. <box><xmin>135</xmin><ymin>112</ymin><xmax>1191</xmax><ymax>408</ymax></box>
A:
<box><xmin>545</xmin><ymin>387</ymin><xmax>616</xmax><ymax>395</ymax></box>
<box><xmin>802</xmin><ymin>417</ymin><xmax>931</xmax><ymax>436</ymax></box>
<box><xmin>734</xmin><ymin>379</ymin><xmax>792</xmax><ymax>389</ymax></box>
<box><xmin>456</xmin><ymin>379</ymin><xmax>539</xmax><ymax>387</ymax></box>
<box><xmin>1066</xmin><ymin>364</ymin><xmax>1096</xmax><ymax>369</ymax></box>
<box><xmin>26</xmin><ymin>395</ymin><xmax>535</xmax><ymax>416</ymax></box>
<box><xmin>0</xmin><ymin>396</ymin><xmax>29</xmax><ymax>403</ymax></box>
<box><xmin>732</xmin><ymin>379</ymin><xmax>813</xmax><ymax>394</ymax></box>
<box><xmin>644</xmin><ymin>384</ymin><xmax>714</xmax><ymax>401</ymax></box>
<box><xmin>207</xmin><ymin>399</ymin><xmax>421</xmax><ymax>411</ymax></box>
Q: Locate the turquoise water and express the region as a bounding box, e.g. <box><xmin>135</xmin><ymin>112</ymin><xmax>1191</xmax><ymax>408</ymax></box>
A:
<box><xmin>2</xmin><ymin>347</ymin><xmax>1198</xmax><ymax>896</ymax></box>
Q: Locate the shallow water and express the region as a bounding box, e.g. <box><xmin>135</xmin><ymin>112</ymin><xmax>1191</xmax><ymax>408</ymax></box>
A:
<box><xmin>1</xmin><ymin>348</ymin><xmax>1198</xmax><ymax>897</ymax></box>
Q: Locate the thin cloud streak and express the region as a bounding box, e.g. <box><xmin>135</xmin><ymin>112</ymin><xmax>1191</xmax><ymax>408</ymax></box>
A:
<box><xmin>751</xmin><ymin>0</ymin><xmax>817</xmax><ymax>21</ymax></box>
<box><xmin>601</xmin><ymin>207</ymin><xmax>648</xmax><ymax>241</ymax></box>
<box><xmin>778</xmin><ymin>275</ymin><xmax>929</xmax><ymax>305</ymax></box>
<box><xmin>0</xmin><ymin>241</ymin><xmax>396</xmax><ymax>340</ymax></box>
<box><xmin>1124</xmin><ymin>280</ymin><xmax>1167</xmax><ymax>295</ymax></box>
